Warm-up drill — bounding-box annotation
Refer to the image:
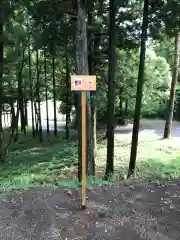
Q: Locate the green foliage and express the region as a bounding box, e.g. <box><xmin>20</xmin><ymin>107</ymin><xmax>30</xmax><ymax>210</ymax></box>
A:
<box><xmin>113</xmin><ymin>49</ymin><xmax>171</xmax><ymax>119</ymax></box>
<box><xmin>59</xmin><ymin>102</ymin><xmax>66</xmax><ymax>115</ymax></box>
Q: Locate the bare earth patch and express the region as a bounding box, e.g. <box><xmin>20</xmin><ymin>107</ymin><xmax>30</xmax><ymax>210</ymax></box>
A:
<box><xmin>0</xmin><ymin>180</ymin><xmax>180</xmax><ymax>239</ymax></box>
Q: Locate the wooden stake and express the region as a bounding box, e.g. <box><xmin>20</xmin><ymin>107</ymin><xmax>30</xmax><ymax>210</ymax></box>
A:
<box><xmin>81</xmin><ymin>92</ymin><xmax>86</xmax><ymax>209</ymax></box>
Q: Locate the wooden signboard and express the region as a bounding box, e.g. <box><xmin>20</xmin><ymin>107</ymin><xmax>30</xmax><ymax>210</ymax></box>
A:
<box><xmin>71</xmin><ymin>75</ymin><xmax>96</xmax><ymax>91</ymax></box>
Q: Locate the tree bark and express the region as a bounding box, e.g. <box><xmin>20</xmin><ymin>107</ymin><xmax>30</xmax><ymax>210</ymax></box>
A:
<box><xmin>44</xmin><ymin>50</ymin><xmax>49</xmax><ymax>134</ymax></box>
<box><xmin>52</xmin><ymin>55</ymin><xmax>57</xmax><ymax>135</ymax></box>
<box><xmin>164</xmin><ymin>33</ymin><xmax>180</xmax><ymax>138</ymax></box>
<box><xmin>119</xmin><ymin>99</ymin><xmax>123</xmax><ymax>117</ymax></box>
<box><xmin>88</xmin><ymin>3</ymin><xmax>97</xmax><ymax>157</ymax></box>
<box><xmin>15</xmin><ymin>41</ymin><xmax>26</xmax><ymax>140</ymax></box>
<box><xmin>28</xmin><ymin>26</ymin><xmax>35</xmax><ymax>137</ymax></box>
<box><xmin>76</xmin><ymin>0</ymin><xmax>95</xmax><ymax>181</ymax></box>
<box><xmin>24</xmin><ymin>101</ymin><xmax>28</xmax><ymax>126</ymax></box>
<box><xmin>125</xmin><ymin>99</ymin><xmax>128</xmax><ymax>116</ymax></box>
<box><xmin>34</xmin><ymin>101</ymin><xmax>39</xmax><ymax>135</ymax></box>
<box><xmin>128</xmin><ymin>0</ymin><xmax>149</xmax><ymax>178</ymax></box>
<box><xmin>10</xmin><ymin>101</ymin><xmax>15</xmax><ymax>128</ymax></box>
<box><xmin>19</xmin><ymin>45</ymin><xmax>26</xmax><ymax>135</ymax></box>
<box><xmin>104</xmin><ymin>0</ymin><xmax>116</xmax><ymax>179</ymax></box>
<box><xmin>65</xmin><ymin>54</ymin><xmax>71</xmax><ymax>139</ymax></box>
<box><xmin>36</xmin><ymin>50</ymin><xmax>43</xmax><ymax>142</ymax></box>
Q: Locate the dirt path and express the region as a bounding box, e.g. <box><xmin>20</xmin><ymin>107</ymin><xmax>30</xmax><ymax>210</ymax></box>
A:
<box><xmin>0</xmin><ymin>179</ymin><xmax>180</xmax><ymax>239</ymax></box>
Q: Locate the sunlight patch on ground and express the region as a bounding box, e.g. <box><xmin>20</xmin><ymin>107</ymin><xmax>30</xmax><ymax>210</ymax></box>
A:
<box><xmin>97</xmin><ymin>135</ymin><xmax>180</xmax><ymax>169</ymax></box>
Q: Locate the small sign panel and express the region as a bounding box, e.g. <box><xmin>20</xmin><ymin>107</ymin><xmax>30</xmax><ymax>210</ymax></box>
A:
<box><xmin>71</xmin><ymin>75</ymin><xmax>96</xmax><ymax>91</ymax></box>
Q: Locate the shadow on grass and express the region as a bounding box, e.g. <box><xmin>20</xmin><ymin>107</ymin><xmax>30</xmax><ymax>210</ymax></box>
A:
<box><xmin>0</xmin><ymin>131</ymin><xmax>78</xmax><ymax>191</ymax></box>
<box><xmin>93</xmin><ymin>154</ymin><xmax>180</xmax><ymax>183</ymax></box>
<box><xmin>59</xmin><ymin>154</ymin><xmax>180</xmax><ymax>189</ymax></box>
<box><xmin>136</xmin><ymin>155</ymin><xmax>180</xmax><ymax>180</ymax></box>
<box><xmin>112</xmin><ymin>155</ymin><xmax>180</xmax><ymax>181</ymax></box>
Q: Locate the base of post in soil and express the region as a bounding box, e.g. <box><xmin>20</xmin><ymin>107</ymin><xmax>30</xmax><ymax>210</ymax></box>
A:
<box><xmin>81</xmin><ymin>205</ymin><xmax>86</xmax><ymax>210</ymax></box>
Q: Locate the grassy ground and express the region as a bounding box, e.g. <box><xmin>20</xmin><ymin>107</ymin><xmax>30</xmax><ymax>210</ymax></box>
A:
<box><xmin>0</xmin><ymin>128</ymin><xmax>180</xmax><ymax>192</ymax></box>
<box><xmin>97</xmin><ymin>134</ymin><xmax>180</xmax><ymax>179</ymax></box>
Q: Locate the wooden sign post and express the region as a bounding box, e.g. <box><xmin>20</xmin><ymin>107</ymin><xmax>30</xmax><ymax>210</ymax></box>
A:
<box><xmin>71</xmin><ymin>75</ymin><xmax>96</xmax><ymax>209</ymax></box>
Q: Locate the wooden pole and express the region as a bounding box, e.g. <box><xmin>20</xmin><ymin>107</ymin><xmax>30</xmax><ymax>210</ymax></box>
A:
<box><xmin>81</xmin><ymin>91</ymin><xmax>86</xmax><ymax>209</ymax></box>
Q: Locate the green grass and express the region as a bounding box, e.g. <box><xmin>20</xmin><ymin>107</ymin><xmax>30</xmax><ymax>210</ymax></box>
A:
<box><xmin>0</xmin><ymin>128</ymin><xmax>180</xmax><ymax>192</ymax></box>
<box><xmin>0</xmin><ymin>131</ymin><xmax>78</xmax><ymax>191</ymax></box>
<box><xmin>137</xmin><ymin>155</ymin><xmax>180</xmax><ymax>180</ymax></box>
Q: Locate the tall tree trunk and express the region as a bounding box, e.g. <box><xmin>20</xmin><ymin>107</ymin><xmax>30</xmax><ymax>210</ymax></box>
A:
<box><xmin>65</xmin><ymin>54</ymin><xmax>71</xmax><ymax>139</ymax></box>
<box><xmin>28</xmin><ymin>27</ymin><xmax>35</xmax><ymax>137</ymax></box>
<box><xmin>36</xmin><ymin>50</ymin><xmax>43</xmax><ymax>142</ymax></box>
<box><xmin>125</xmin><ymin>99</ymin><xmax>128</xmax><ymax>116</ymax></box>
<box><xmin>119</xmin><ymin>87</ymin><xmax>123</xmax><ymax>118</ymax></box>
<box><xmin>14</xmin><ymin>41</ymin><xmax>25</xmax><ymax>141</ymax></box>
<box><xmin>10</xmin><ymin>101</ymin><xmax>16</xmax><ymax>128</ymax></box>
<box><xmin>24</xmin><ymin>101</ymin><xmax>28</xmax><ymax>126</ymax></box>
<box><xmin>127</xmin><ymin>0</ymin><xmax>149</xmax><ymax>178</ymax></box>
<box><xmin>88</xmin><ymin>2</ymin><xmax>97</xmax><ymax>157</ymax></box>
<box><xmin>119</xmin><ymin>99</ymin><xmax>123</xmax><ymax>117</ymax></box>
<box><xmin>76</xmin><ymin>0</ymin><xmax>95</xmax><ymax>181</ymax></box>
<box><xmin>52</xmin><ymin>56</ymin><xmax>57</xmax><ymax>135</ymax></box>
<box><xmin>0</xmin><ymin>0</ymin><xmax>3</xmax><ymax>159</ymax></box>
<box><xmin>44</xmin><ymin>51</ymin><xmax>49</xmax><ymax>134</ymax></box>
<box><xmin>104</xmin><ymin>0</ymin><xmax>116</xmax><ymax>179</ymax></box>
<box><xmin>34</xmin><ymin>101</ymin><xmax>38</xmax><ymax>135</ymax></box>
<box><xmin>17</xmin><ymin>41</ymin><xmax>25</xmax><ymax>134</ymax></box>
<box><xmin>164</xmin><ymin>33</ymin><xmax>180</xmax><ymax>138</ymax></box>
<box><xmin>14</xmin><ymin>102</ymin><xmax>19</xmax><ymax>142</ymax></box>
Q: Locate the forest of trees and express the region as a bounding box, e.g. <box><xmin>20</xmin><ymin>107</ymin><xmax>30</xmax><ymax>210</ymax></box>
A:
<box><xmin>0</xmin><ymin>0</ymin><xmax>180</xmax><ymax>180</ymax></box>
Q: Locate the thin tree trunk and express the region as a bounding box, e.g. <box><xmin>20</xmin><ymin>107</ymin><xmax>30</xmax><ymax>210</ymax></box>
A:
<box><xmin>10</xmin><ymin>101</ymin><xmax>16</xmax><ymax>128</ymax></box>
<box><xmin>44</xmin><ymin>50</ymin><xmax>49</xmax><ymax>134</ymax></box>
<box><xmin>20</xmin><ymin>98</ymin><xmax>26</xmax><ymax>134</ymax></box>
<box><xmin>65</xmin><ymin>54</ymin><xmax>71</xmax><ymax>139</ymax></box>
<box><xmin>17</xmin><ymin>41</ymin><xmax>25</xmax><ymax>134</ymax></box>
<box><xmin>119</xmin><ymin>99</ymin><xmax>123</xmax><ymax>117</ymax></box>
<box><xmin>18</xmin><ymin>42</ymin><xmax>26</xmax><ymax>135</ymax></box>
<box><xmin>76</xmin><ymin>0</ymin><xmax>95</xmax><ymax>181</ymax></box>
<box><xmin>127</xmin><ymin>0</ymin><xmax>149</xmax><ymax>178</ymax></box>
<box><xmin>24</xmin><ymin>101</ymin><xmax>28</xmax><ymax>126</ymax></box>
<box><xmin>14</xmin><ymin>101</ymin><xmax>19</xmax><ymax>142</ymax></box>
<box><xmin>52</xmin><ymin>56</ymin><xmax>57</xmax><ymax>135</ymax></box>
<box><xmin>119</xmin><ymin>87</ymin><xmax>123</xmax><ymax>118</ymax></box>
<box><xmin>104</xmin><ymin>0</ymin><xmax>116</xmax><ymax>179</ymax></box>
<box><xmin>125</xmin><ymin>99</ymin><xmax>128</xmax><ymax>116</ymax></box>
<box><xmin>15</xmin><ymin>41</ymin><xmax>26</xmax><ymax>140</ymax></box>
<box><xmin>36</xmin><ymin>50</ymin><xmax>43</xmax><ymax>142</ymax></box>
<box><xmin>164</xmin><ymin>33</ymin><xmax>180</xmax><ymax>138</ymax></box>
<box><xmin>28</xmin><ymin>27</ymin><xmax>35</xmax><ymax>137</ymax></box>
<box><xmin>34</xmin><ymin>101</ymin><xmax>38</xmax><ymax>135</ymax></box>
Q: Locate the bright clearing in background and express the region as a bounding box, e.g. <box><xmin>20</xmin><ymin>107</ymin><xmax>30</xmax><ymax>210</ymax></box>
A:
<box><xmin>71</xmin><ymin>75</ymin><xmax>96</xmax><ymax>91</ymax></box>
